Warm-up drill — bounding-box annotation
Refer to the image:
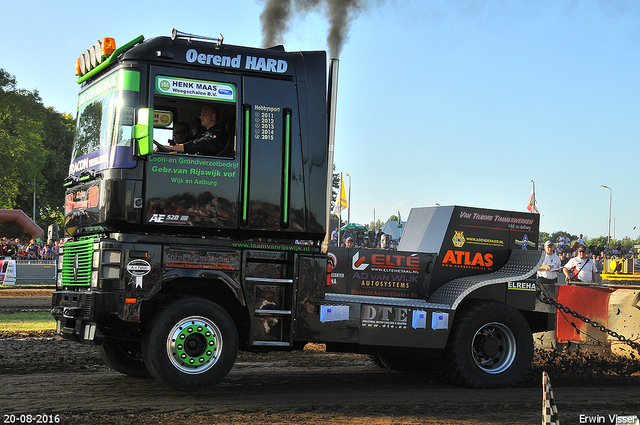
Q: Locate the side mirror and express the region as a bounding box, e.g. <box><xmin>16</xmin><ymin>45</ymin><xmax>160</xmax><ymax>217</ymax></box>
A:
<box><xmin>132</xmin><ymin>108</ymin><xmax>154</xmax><ymax>156</ymax></box>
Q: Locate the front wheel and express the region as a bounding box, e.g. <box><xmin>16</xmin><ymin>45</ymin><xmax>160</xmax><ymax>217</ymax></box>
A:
<box><xmin>444</xmin><ymin>300</ymin><xmax>533</xmax><ymax>388</ymax></box>
<box><xmin>99</xmin><ymin>337</ymin><xmax>149</xmax><ymax>377</ymax></box>
<box><xmin>142</xmin><ymin>298</ymin><xmax>238</xmax><ymax>392</ymax></box>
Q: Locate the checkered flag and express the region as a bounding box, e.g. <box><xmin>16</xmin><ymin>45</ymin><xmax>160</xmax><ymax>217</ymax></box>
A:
<box><xmin>542</xmin><ymin>371</ymin><xmax>559</xmax><ymax>425</ymax></box>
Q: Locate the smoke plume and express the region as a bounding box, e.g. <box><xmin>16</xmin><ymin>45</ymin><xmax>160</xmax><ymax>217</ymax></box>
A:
<box><xmin>260</xmin><ymin>0</ymin><xmax>365</xmax><ymax>58</ymax></box>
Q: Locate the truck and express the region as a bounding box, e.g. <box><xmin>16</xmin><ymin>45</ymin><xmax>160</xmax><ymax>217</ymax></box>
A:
<box><xmin>52</xmin><ymin>29</ymin><xmax>553</xmax><ymax>392</ymax></box>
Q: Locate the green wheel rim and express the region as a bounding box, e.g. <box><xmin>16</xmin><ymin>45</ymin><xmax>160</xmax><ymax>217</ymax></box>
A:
<box><xmin>167</xmin><ymin>316</ymin><xmax>223</xmax><ymax>374</ymax></box>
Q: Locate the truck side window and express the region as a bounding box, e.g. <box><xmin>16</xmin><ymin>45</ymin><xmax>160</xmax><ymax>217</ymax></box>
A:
<box><xmin>153</xmin><ymin>101</ymin><xmax>236</xmax><ymax>159</ymax></box>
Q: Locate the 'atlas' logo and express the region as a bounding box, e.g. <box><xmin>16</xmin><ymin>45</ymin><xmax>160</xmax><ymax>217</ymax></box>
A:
<box><xmin>352</xmin><ymin>251</ymin><xmax>369</xmax><ymax>271</ymax></box>
<box><xmin>442</xmin><ymin>250</ymin><xmax>493</xmax><ymax>267</ymax></box>
<box><xmin>452</xmin><ymin>231</ymin><xmax>465</xmax><ymax>248</ymax></box>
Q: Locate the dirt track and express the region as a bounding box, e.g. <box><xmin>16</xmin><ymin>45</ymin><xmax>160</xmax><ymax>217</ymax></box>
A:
<box><xmin>2</xmin><ymin>290</ymin><xmax>640</xmax><ymax>424</ymax></box>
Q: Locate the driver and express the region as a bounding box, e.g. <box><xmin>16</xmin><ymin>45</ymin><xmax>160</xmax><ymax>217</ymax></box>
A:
<box><xmin>165</xmin><ymin>105</ymin><xmax>227</xmax><ymax>156</ymax></box>
<box><xmin>170</xmin><ymin>121</ymin><xmax>190</xmax><ymax>146</ymax></box>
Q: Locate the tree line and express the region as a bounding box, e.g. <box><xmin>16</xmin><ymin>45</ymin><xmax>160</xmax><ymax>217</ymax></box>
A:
<box><xmin>0</xmin><ymin>68</ymin><xmax>74</xmax><ymax>238</ymax></box>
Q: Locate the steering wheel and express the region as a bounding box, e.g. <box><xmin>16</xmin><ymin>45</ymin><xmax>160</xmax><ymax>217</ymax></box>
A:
<box><xmin>153</xmin><ymin>140</ymin><xmax>170</xmax><ymax>153</ymax></box>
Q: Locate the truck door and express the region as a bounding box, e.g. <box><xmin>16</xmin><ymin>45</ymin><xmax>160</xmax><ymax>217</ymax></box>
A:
<box><xmin>241</xmin><ymin>77</ymin><xmax>301</xmax><ymax>231</ymax></box>
<box><xmin>144</xmin><ymin>67</ymin><xmax>241</xmax><ymax>230</ymax></box>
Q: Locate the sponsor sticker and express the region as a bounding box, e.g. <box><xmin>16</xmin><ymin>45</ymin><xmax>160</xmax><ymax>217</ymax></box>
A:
<box><xmin>508</xmin><ymin>281</ymin><xmax>536</xmax><ymax>291</ymax></box>
<box><xmin>127</xmin><ymin>259</ymin><xmax>151</xmax><ymax>288</ymax></box>
<box><xmin>147</xmin><ymin>214</ymin><xmax>190</xmax><ymax>225</ymax></box>
<box><xmin>156</xmin><ymin>76</ymin><xmax>236</xmax><ymax>102</ymax></box>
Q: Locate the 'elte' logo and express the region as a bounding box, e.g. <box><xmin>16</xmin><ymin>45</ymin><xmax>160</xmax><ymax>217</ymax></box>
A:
<box><xmin>351</xmin><ymin>251</ymin><xmax>369</xmax><ymax>271</ymax></box>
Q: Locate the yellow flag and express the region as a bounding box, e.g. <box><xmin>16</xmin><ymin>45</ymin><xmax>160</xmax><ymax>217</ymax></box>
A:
<box><xmin>332</xmin><ymin>173</ymin><xmax>348</xmax><ymax>215</ymax></box>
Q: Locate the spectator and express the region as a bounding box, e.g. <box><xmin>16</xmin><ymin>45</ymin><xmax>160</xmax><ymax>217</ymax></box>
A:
<box><xmin>330</xmin><ymin>227</ymin><xmax>338</xmax><ymax>246</ymax></box>
<box><xmin>538</xmin><ymin>241</ymin><xmax>561</xmax><ymax>285</ymax></box>
<box><xmin>367</xmin><ymin>227</ymin><xmax>376</xmax><ymax>246</ymax></box>
<box><xmin>26</xmin><ymin>239</ymin><xmax>39</xmax><ymax>260</ymax></box>
<box><xmin>563</xmin><ymin>245</ymin><xmax>598</xmax><ymax>283</ymax></box>
<box><xmin>556</xmin><ymin>232</ymin><xmax>568</xmax><ymax>252</ymax></box>
<box><xmin>4</xmin><ymin>240</ymin><xmax>16</xmax><ymax>258</ymax></box>
<box><xmin>345</xmin><ymin>236</ymin><xmax>354</xmax><ymax>248</ymax></box>
<box><xmin>355</xmin><ymin>230</ymin><xmax>365</xmax><ymax>247</ymax></box>
<box><xmin>593</xmin><ymin>254</ymin><xmax>602</xmax><ymax>273</ymax></box>
<box><xmin>376</xmin><ymin>229</ymin><xmax>383</xmax><ymax>246</ymax></box>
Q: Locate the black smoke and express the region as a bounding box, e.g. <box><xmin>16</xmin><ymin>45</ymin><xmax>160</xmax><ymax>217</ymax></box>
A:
<box><xmin>259</xmin><ymin>0</ymin><xmax>367</xmax><ymax>58</ymax></box>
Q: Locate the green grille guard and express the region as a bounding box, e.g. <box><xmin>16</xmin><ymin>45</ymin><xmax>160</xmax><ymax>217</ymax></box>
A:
<box><xmin>60</xmin><ymin>237</ymin><xmax>96</xmax><ymax>286</ymax></box>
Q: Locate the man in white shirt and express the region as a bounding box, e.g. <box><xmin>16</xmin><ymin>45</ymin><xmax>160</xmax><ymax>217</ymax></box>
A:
<box><xmin>330</xmin><ymin>227</ymin><xmax>338</xmax><ymax>246</ymax></box>
<box><xmin>563</xmin><ymin>245</ymin><xmax>598</xmax><ymax>283</ymax></box>
<box><xmin>556</xmin><ymin>232</ymin><xmax>567</xmax><ymax>252</ymax></box>
<box><xmin>538</xmin><ymin>241</ymin><xmax>561</xmax><ymax>285</ymax></box>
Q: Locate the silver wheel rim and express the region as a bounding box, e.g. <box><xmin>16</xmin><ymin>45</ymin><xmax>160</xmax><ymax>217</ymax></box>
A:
<box><xmin>167</xmin><ymin>316</ymin><xmax>223</xmax><ymax>374</ymax></box>
<box><xmin>471</xmin><ymin>322</ymin><xmax>516</xmax><ymax>374</ymax></box>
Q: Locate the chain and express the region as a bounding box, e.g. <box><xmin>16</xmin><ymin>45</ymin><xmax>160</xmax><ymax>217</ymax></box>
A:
<box><xmin>536</xmin><ymin>285</ymin><xmax>640</xmax><ymax>354</ymax></box>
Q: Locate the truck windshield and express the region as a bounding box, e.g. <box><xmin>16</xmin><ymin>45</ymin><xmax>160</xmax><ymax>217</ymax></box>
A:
<box><xmin>69</xmin><ymin>69</ymin><xmax>140</xmax><ymax>175</ymax></box>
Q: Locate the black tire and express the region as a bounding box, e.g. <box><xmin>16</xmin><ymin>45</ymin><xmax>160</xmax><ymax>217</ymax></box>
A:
<box><xmin>444</xmin><ymin>300</ymin><xmax>533</xmax><ymax>388</ymax></box>
<box><xmin>142</xmin><ymin>298</ymin><xmax>238</xmax><ymax>392</ymax></box>
<box><xmin>370</xmin><ymin>354</ymin><xmax>393</xmax><ymax>369</ymax></box>
<box><xmin>370</xmin><ymin>354</ymin><xmax>420</xmax><ymax>371</ymax></box>
<box><xmin>99</xmin><ymin>338</ymin><xmax>149</xmax><ymax>377</ymax></box>
<box><xmin>370</xmin><ymin>354</ymin><xmax>442</xmax><ymax>377</ymax></box>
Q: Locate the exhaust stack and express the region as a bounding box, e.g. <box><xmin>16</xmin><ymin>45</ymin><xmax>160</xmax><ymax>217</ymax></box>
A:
<box><xmin>323</xmin><ymin>58</ymin><xmax>339</xmax><ymax>252</ymax></box>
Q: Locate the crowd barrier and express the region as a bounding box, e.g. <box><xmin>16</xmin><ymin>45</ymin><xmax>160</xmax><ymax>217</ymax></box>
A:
<box><xmin>0</xmin><ymin>259</ymin><xmax>56</xmax><ymax>285</ymax></box>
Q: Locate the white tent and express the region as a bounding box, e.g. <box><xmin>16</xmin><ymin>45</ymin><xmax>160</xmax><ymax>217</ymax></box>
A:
<box><xmin>380</xmin><ymin>220</ymin><xmax>405</xmax><ymax>241</ymax></box>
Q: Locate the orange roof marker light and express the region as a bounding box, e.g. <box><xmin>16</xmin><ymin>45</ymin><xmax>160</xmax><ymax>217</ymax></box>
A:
<box><xmin>75</xmin><ymin>37</ymin><xmax>117</xmax><ymax>76</ymax></box>
<box><xmin>101</xmin><ymin>38</ymin><xmax>116</xmax><ymax>57</ymax></box>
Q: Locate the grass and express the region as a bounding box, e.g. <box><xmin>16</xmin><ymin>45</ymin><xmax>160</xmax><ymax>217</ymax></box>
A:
<box><xmin>0</xmin><ymin>311</ymin><xmax>56</xmax><ymax>333</ymax></box>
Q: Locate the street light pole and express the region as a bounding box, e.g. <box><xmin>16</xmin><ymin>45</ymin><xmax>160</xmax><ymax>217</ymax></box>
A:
<box><xmin>601</xmin><ymin>185</ymin><xmax>612</xmax><ymax>247</ymax></box>
<box><xmin>345</xmin><ymin>173</ymin><xmax>351</xmax><ymax>225</ymax></box>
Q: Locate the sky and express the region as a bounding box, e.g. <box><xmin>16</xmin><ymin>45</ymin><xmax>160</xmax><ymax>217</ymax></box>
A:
<box><xmin>1</xmin><ymin>0</ymin><xmax>639</xmax><ymax>241</ymax></box>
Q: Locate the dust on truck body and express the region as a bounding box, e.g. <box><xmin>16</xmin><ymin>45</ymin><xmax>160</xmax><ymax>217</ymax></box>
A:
<box><xmin>52</xmin><ymin>30</ymin><xmax>552</xmax><ymax>392</ymax></box>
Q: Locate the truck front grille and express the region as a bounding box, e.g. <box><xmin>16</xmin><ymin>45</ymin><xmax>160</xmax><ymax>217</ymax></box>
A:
<box><xmin>61</xmin><ymin>238</ymin><xmax>94</xmax><ymax>286</ymax></box>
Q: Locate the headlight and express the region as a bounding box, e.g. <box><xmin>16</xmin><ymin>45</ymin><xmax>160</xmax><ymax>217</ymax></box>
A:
<box><xmin>101</xmin><ymin>265</ymin><xmax>120</xmax><ymax>279</ymax></box>
<box><xmin>91</xmin><ymin>270</ymin><xmax>99</xmax><ymax>288</ymax></box>
<box><xmin>102</xmin><ymin>251</ymin><xmax>122</xmax><ymax>264</ymax></box>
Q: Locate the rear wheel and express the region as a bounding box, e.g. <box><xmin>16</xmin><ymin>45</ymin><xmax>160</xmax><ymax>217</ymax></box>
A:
<box><xmin>142</xmin><ymin>298</ymin><xmax>238</xmax><ymax>392</ymax></box>
<box><xmin>444</xmin><ymin>300</ymin><xmax>533</xmax><ymax>388</ymax></box>
<box><xmin>99</xmin><ymin>338</ymin><xmax>149</xmax><ymax>377</ymax></box>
